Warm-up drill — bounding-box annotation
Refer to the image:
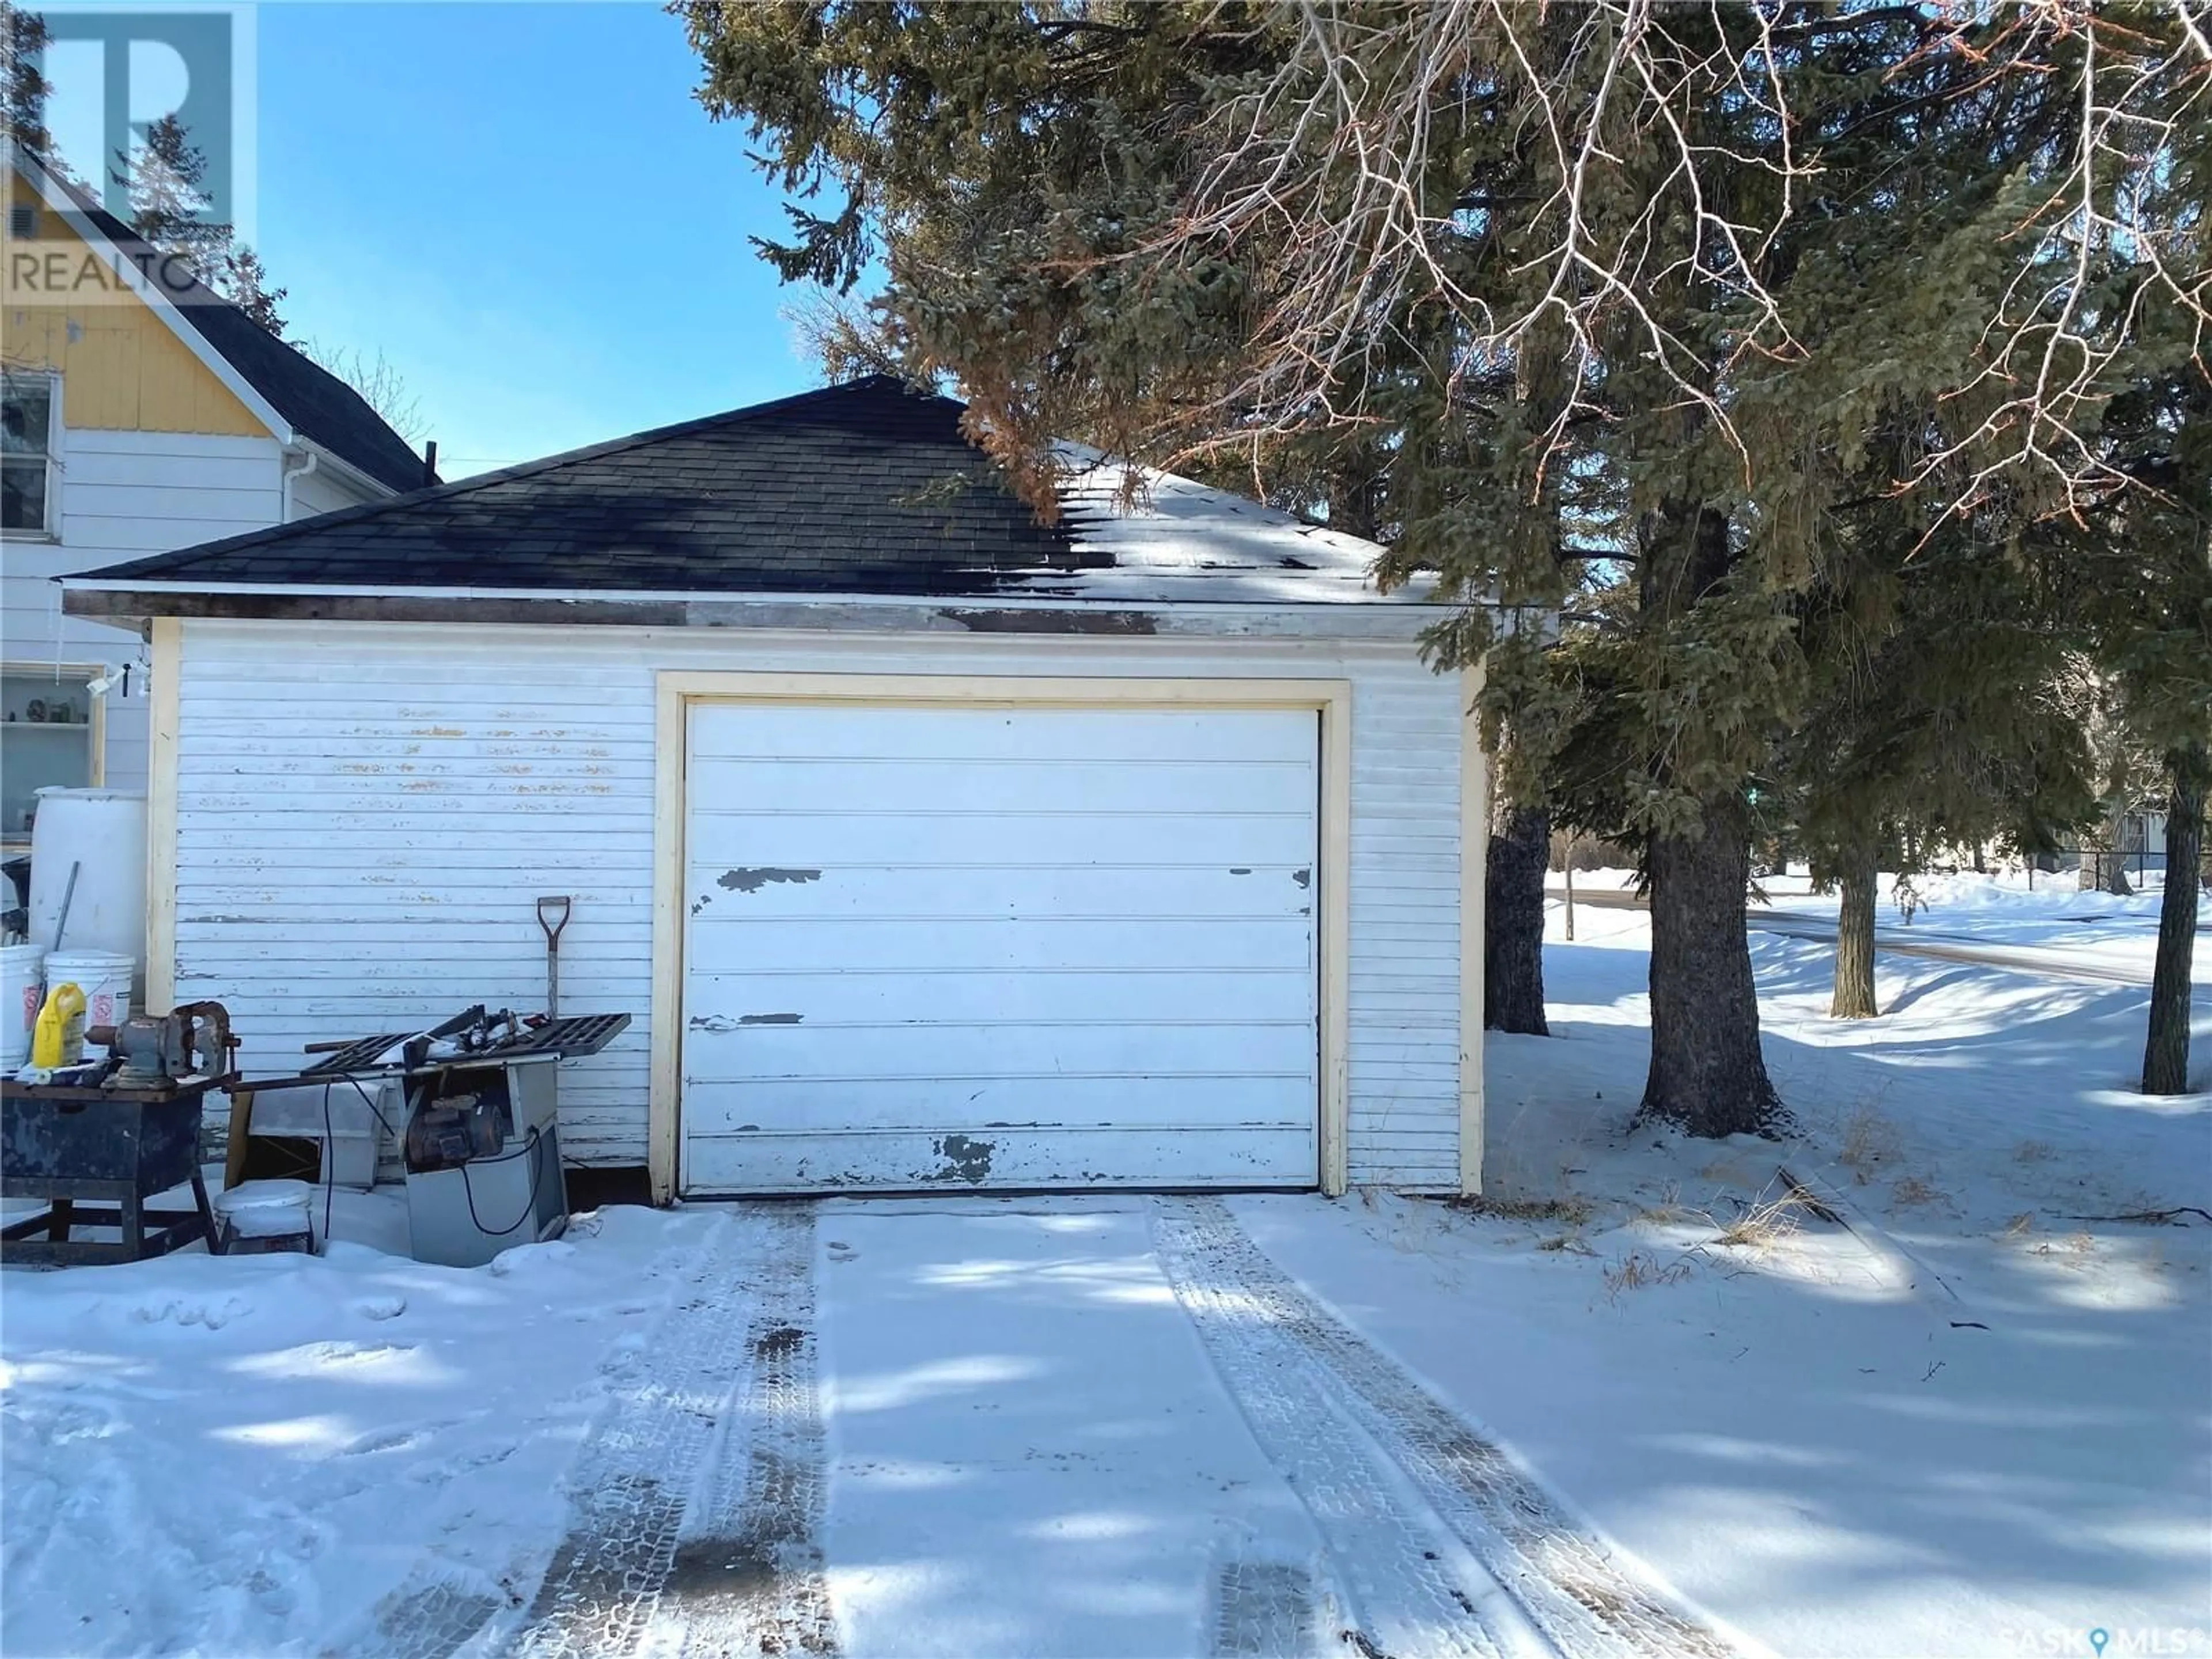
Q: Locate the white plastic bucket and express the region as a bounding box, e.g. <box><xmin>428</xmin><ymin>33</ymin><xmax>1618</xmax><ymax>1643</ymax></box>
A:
<box><xmin>0</xmin><ymin>942</ymin><xmax>41</xmax><ymax>1069</ymax></box>
<box><xmin>29</xmin><ymin>789</ymin><xmax>148</xmax><ymax>962</ymax></box>
<box><xmin>44</xmin><ymin>949</ymin><xmax>134</xmax><ymax>1032</ymax></box>
<box><xmin>214</xmin><ymin>1179</ymin><xmax>317</xmax><ymax>1248</ymax></box>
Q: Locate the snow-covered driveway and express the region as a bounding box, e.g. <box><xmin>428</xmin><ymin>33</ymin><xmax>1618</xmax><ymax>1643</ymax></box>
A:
<box><xmin>2</xmin><ymin>1197</ymin><xmax>1747</xmax><ymax>1659</ymax></box>
<box><xmin>501</xmin><ymin>1197</ymin><xmax>1732</xmax><ymax>1659</ymax></box>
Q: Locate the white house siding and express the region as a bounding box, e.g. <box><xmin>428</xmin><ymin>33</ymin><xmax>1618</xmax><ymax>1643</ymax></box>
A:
<box><xmin>171</xmin><ymin>619</ymin><xmax>1468</xmax><ymax>1185</ymax></box>
<box><xmin>287</xmin><ymin>461</ymin><xmax>384</xmax><ymax>521</ymax></box>
<box><xmin>4</xmin><ymin>429</ymin><xmax>286</xmax><ymax>793</ymax></box>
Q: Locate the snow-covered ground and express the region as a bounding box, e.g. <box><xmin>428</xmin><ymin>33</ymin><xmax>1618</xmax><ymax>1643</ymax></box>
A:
<box><xmin>1</xmin><ymin>1199</ymin><xmax>724</xmax><ymax>1656</ymax></box>
<box><xmin>1566</xmin><ymin>865</ymin><xmax>2207</xmax><ymax>984</ymax></box>
<box><xmin>3</xmin><ymin>905</ymin><xmax>2206</xmax><ymax>1659</ymax></box>
<box><xmin>1390</xmin><ymin>898</ymin><xmax>2212</xmax><ymax>1659</ymax></box>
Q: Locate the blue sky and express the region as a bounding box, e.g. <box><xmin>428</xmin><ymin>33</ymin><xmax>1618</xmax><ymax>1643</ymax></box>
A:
<box><xmin>249</xmin><ymin>2</ymin><xmax>835</xmax><ymax>477</ymax></box>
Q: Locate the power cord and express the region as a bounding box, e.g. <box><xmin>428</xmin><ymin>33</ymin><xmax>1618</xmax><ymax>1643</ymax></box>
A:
<box><xmin>458</xmin><ymin>1126</ymin><xmax>545</xmax><ymax>1238</ymax></box>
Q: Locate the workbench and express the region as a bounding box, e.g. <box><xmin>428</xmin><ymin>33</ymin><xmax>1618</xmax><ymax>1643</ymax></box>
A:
<box><xmin>1</xmin><ymin>1075</ymin><xmax>224</xmax><ymax>1266</ymax></box>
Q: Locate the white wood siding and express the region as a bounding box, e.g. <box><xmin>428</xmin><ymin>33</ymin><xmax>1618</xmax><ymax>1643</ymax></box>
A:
<box><xmin>3</xmin><ymin>429</ymin><xmax>286</xmax><ymax>793</ymax></box>
<box><xmin>288</xmin><ymin>462</ymin><xmax>382</xmax><ymax>520</ymax></box>
<box><xmin>169</xmin><ymin>619</ymin><xmax>1467</xmax><ymax>1185</ymax></box>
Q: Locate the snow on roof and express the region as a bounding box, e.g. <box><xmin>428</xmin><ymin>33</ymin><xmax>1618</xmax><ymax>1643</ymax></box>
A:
<box><xmin>1024</xmin><ymin>445</ymin><xmax>1407</xmax><ymax>605</ymax></box>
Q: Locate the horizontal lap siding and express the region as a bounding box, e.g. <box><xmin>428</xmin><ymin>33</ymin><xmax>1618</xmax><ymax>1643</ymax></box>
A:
<box><xmin>175</xmin><ymin>646</ymin><xmax>657</xmax><ymax>1164</ymax></box>
<box><xmin>9</xmin><ymin>431</ymin><xmax>285</xmax><ymax>795</ymax></box>
<box><xmin>173</xmin><ymin>620</ymin><xmax>1465</xmax><ymax>1183</ymax></box>
<box><xmin>1344</xmin><ymin>666</ymin><xmax>1463</xmax><ymax>1187</ymax></box>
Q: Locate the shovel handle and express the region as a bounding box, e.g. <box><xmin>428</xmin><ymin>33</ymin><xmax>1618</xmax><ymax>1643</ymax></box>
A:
<box><xmin>536</xmin><ymin>895</ymin><xmax>572</xmax><ymax>946</ymax></box>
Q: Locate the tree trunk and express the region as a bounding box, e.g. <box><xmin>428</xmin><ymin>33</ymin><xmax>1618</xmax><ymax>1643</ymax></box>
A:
<box><xmin>2142</xmin><ymin>748</ymin><xmax>2205</xmax><ymax>1096</ymax></box>
<box><xmin>1830</xmin><ymin>859</ymin><xmax>1879</xmax><ymax>1018</ymax></box>
<box><xmin>1632</xmin><ymin>498</ymin><xmax>1782</xmax><ymax>1138</ymax></box>
<box><xmin>1640</xmin><ymin>790</ymin><xmax>1783</xmax><ymax>1136</ymax></box>
<box><xmin>2081</xmin><ymin>800</ymin><xmax>2133</xmax><ymax>895</ymax></box>
<box><xmin>1484</xmin><ymin>791</ymin><xmax>1550</xmax><ymax>1036</ymax></box>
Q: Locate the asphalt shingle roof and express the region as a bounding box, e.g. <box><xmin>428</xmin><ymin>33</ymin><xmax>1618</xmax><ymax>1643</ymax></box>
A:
<box><xmin>72</xmin><ymin>376</ymin><xmax>1409</xmax><ymax>608</ymax></box>
<box><xmin>82</xmin><ymin>376</ymin><xmax>1090</xmax><ymax>593</ymax></box>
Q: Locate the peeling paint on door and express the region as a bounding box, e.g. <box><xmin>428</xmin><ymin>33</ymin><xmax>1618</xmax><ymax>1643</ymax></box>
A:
<box><xmin>717</xmin><ymin>868</ymin><xmax>823</xmax><ymax>894</ymax></box>
<box><xmin>928</xmin><ymin>1134</ymin><xmax>995</xmax><ymax>1184</ymax></box>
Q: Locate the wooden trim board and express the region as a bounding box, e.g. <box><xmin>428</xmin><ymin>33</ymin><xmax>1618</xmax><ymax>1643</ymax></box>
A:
<box><xmin>143</xmin><ymin>618</ymin><xmax>181</xmax><ymax>1014</ymax></box>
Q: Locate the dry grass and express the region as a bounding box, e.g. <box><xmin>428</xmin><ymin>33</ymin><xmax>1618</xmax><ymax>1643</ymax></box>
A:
<box><xmin>2013</xmin><ymin>1141</ymin><xmax>2058</xmax><ymax>1164</ymax></box>
<box><xmin>1889</xmin><ymin>1176</ymin><xmax>1949</xmax><ymax>1210</ymax></box>
<box><xmin>1836</xmin><ymin>1105</ymin><xmax>1904</xmax><ymax>1184</ymax></box>
<box><xmin>1714</xmin><ymin>1193</ymin><xmax>1809</xmax><ymax>1251</ymax></box>
<box><xmin>1633</xmin><ymin>1181</ymin><xmax>1692</xmax><ymax>1226</ymax></box>
<box><xmin>2004</xmin><ymin>1213</ymin><xmax>2036</xmax><ymax>1238</ymax></box>
<box><xmin>1537</xmin><ymin>1233</ymin><xmax>1596</xmax><ymax>1256</ymax></box>
<box><xmin>1600</xmin><ymin>1250</ymin><xmax>1694</xmax><ymax>1300</ymax></box>
<box><xmin>1456</xmin><ymin>1194</ymin><xmax>1595</xmax><ymax>1228</ymax></box>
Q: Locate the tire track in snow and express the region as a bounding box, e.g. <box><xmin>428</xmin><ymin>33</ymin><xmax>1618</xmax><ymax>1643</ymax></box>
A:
<box><xmin>662</xmin><ymin>1202</ymin><xmax>838</xmax><ymax>1658</ymax></box>
<box><xmin>1155</xmin><ymin>1198</ymin><xmax>1740</xmax><ymax>1659</ymax></box>
<box><xmin>366</xmin><ymin>1579</ymin><xmax>509</xmax><ymax>1659</ymax></box>
<box><xmin>1153</xmin><ymin>1202</ymin><xmax>1537</xmax><ymax>1659</ymax></box>
<box><xmin>487</xmin><ymin>1212</ymin><xmax>770</xmax><ymax>1659</ymax></box>
<box><xmin>1209</xmin><ymin>1559</ymin><xmax>1321</xmax><ymax>1658</ymax></box>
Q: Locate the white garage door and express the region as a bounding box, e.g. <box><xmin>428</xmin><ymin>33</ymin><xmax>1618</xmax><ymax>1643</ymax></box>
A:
<box><xmin>680</xmin><ymin>702</ymin><xmax>1320</xmax><ymax>1193</ymax></box>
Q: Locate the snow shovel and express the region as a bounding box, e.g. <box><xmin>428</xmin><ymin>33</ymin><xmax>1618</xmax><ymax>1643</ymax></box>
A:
<box><xmin>536</xmin><ymin>895</ymin><xmax>571</xmax><ymax>1017</ymax></box>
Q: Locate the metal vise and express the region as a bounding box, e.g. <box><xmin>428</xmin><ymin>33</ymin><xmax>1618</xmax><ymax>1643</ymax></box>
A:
<box><xmin>89</xmin><ymin>1002</ymin><xmax>235</xmax><ymax>1088</ymax></box>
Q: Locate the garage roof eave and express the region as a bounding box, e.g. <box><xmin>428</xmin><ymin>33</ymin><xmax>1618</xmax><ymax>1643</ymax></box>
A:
<box><xmin>58</xmin><ymin>581</ymin><xmax>1448</xmax><ymax>641</ymax></box>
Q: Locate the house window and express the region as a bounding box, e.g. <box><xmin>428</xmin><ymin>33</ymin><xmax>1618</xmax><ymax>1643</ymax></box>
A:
<box><xmin>1</xmin><ymin>668</ymin><xmax>101</xmax><ymax>846</ymax></box>
<box><xmin>2</xmin><ymin>372</ymin><xmax>60</xmax><ymax>536</ymax></box>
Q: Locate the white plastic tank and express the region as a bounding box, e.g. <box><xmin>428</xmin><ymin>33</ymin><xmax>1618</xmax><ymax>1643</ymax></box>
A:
<box><xmin>29</xmin><ymin>789</ymin><xmax>147</xmax><ymax>961</ymax></box>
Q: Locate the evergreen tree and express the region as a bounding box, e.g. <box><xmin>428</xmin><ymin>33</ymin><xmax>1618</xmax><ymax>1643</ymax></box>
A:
<box><xmin>1779</xmin><ymin>528</ymin><xmax>2092</xmax><ymax>1018</ymax></box>
<box><xmin>2075</xmin><ymin>366</ymin><xmax>2211</xmax><ymax>1095</ymax></box>
<box><xmin>0</xmin><ymin>1</ymin><xmax>51</xmax><ymax>162</ymax></box>
<box><xmin>116</xmin><ymin>113</ymin><xmax>289</xmax><ymax>336</ymax></box>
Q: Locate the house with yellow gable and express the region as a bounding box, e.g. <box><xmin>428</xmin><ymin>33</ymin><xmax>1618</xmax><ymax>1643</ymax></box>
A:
<box><xmin>3</xmin><ymin>142</ymin><xmax>430</xmax><ymax>850</ymax></box>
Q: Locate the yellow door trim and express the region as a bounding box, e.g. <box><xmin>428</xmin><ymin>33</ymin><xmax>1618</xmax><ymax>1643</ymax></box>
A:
<box><xmin>144</xmin><ymin>618</ymin><xmax>182</xmax><ymax>1012</ymax></box>
<box><xmin>648</xmin><ymin>670</ymin><xmax>1357</xmax><ymax>1205</ymax></box>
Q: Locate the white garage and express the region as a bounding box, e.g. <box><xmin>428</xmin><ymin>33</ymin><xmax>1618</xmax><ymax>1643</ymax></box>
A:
<box><xmin>65</xmin><ymin>376</ymin><xmax>1487</xmax><ymax>1200</ymax></box>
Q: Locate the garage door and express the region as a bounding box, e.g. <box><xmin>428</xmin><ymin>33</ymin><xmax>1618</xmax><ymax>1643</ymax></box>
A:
<box><xmin>680</xmin><ymin>702</ymin><xmax>1320</xmax><ymax>1193</ymax></box>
